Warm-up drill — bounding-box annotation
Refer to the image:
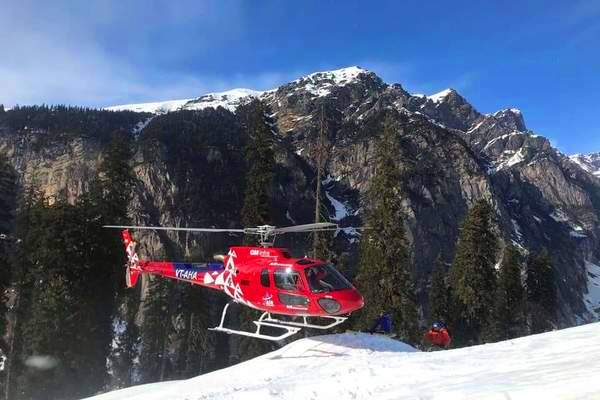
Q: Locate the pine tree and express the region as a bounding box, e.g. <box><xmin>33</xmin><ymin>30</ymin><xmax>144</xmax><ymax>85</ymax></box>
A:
<box><xmin>10</xmin><ymin>198</ymin><xmax>116</xmax><ymax>400</ymax></box>
<box><xmin>109</xmin><ymin>289</ymin><xmax>141</xmax><ymax>388</ymax></box>
<box><xmin>238</xmin><ymin>100</ymin><xmax>276</xmax><ymax>360</ymax></box>
<box><xmin>239</xmin><ymin>100</ymin><xmax>275</xmax><ymax>232</ymax></box>
<box><xmin>352</xmin><ymin>118</ymin><xmax>419</xmax><ymax>344</ymax></box>
<box><xmin>428</xmin><ymin>256</ymin><xmax>450</xmax><ymax>325</ymax></box>
<box><xmin>448</xmin><ymin>199</ymin><xmax>498</xmax><ymax>346</ymax></box>
<box><xmin>526</xmin><ymin>250</ymin><xmax>557</xmax><ymax>334</ymax></box>
<box><xmin>139</xmin><ymin>276</ymin><xmax>173</xmax><ymax>383</ymax></box>
<box><xmin>0</xmin><ymin>155</ymin><xmax>16</xmax><ymax>398</ymax></box>
<box><xmin>95</xmin><ymin>130</ymin><xmax>141</xmax><ymax>388</ymax></box>
<box><xmin>4</xmin><ymin>185</ymin><xmax>42</xmax><ymax>400</ymax></box>
<box><xmin>492</xmin><ymin>244</ymin><xmax>526</xmax><ymax>340</ymax></box>
<box><xmin>98</xmin><ymin>130</ymin><xmax>134</xmax><ymax>225</ymax></box>
<box><xmin>8</xmin><ymin>130</ymin><xmax>136</xmax><ymax>398</ymax></box>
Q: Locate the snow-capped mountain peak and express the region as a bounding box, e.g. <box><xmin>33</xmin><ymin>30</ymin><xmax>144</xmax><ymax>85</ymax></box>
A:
<box><xmin>427</xmin><ymin>88</ymin><xmax>455</xmax><ymax>103</ymax></box>
<box><xmin>183</xmin><ymin>88</ymin><xmax>262</xmax><ymax>112</ymax></box>
<box><xmin>104</xmin><ymin>99</ymin><xmax>194</xmax><ymax>114</ymax></box>
<box><xmin>299</xmin><ymin>66</ymin><xmax>370</xmax><ymax>84</ymax></box>
<box><xmin>570</xmin><ymin>153</ymin><xmax>600</xmax><ymax>177</ymax></box>
<box><xmin>105</xmin><ymin>88</ymin><xmax>262</xmax><ymax>114</ymax></box>
<box><xmin>287</xmin><ymin>66</ymin><xmax>375</xmax><ymax>97</ymax></box>
<box><xmin>493</xmin><ymin>108</ymin><xmax>522</xmax><ymax>117</ymax></box>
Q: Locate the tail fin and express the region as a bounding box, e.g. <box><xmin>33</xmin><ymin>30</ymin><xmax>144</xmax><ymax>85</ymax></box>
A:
<box><xmin>121</xmin><ymin>229</ymin><xmax>142</xmax><ymax>288</ymax></box>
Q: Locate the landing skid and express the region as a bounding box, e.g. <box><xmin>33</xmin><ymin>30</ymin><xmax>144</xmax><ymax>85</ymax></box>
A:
<box><xmin>262</xmin><ymin>314</ymin><xmax>347</xmax><ymax>330</ymax></box>
<box><xmin>209</xmin><ymin>302</ymin><xmax>301</xmax><ymax>341</ymax></box>
<box><xmin>209</xmin><ymin>302</ymin><xmax>348</xmax><ymax>341</ymax></box>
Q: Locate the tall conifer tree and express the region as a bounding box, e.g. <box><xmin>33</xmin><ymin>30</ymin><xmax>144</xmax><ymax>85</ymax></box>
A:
<box><xmin>353</xmin><ymin>117</ymin><xmax>419</xmax><ymax>344</ymax></box>
<box><xmin>11</xmin><ymin>197</ymin><xmax>117</xmax><ymax>399</ymax></box>
<box><xmin>238</xmin><ymin>100</ymin><xmax>276</xmax><ymax>360</ymax></box>
<box><xmin>526</xmin><ymin>250</ymin><xmax>557</xmax><ymax>334</ymax></box>
<box><xmin>448</xmin><ymin>199</ymin><xmax>498</xmax><ymax>345</ymax></box>
<box><xmin>240</xmin><ymin>100</ymin><xmax>275</xmax><ymax>231</ymax></box>
<box><xmin>428</xmin><ymin>256</ymin><xmax>450</xmax><ymax>325</ymax></box>
<box><xmin>0</xmin><ymin>155</ymin><xmax>16</xmax><ymax>398</ymax></box>
<box><xmin>492</xmin><ymin>244</ymin><xmax>526</xmax><ymax>340</ymax></box>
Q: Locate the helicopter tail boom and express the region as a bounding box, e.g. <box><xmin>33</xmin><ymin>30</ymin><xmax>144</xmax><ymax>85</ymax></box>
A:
<box><xmin>119</xmin><ymin>229</ymin><xmax>226</xmax><ymax>289</ymax></box>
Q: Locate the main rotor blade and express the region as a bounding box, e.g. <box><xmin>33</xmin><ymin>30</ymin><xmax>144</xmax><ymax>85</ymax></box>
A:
<box><xmin>103</xmin><ymin>225</ymin><xmax>245</xmax><ymax>233</ymax></box>
<box><xmin>303</xmin><ymin>226</ymin><xmax>371</xmax><ymax>232</ymax></box>
<box><xmin>274</xmin><ymin>222</ymin><xmax>338</xmax><ymax>234</ymax></box>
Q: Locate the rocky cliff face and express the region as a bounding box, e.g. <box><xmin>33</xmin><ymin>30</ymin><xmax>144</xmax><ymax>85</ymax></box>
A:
<box><xmin>1</xmin><ymin>66</ymin><xmax>599</xmax><ymax>325</ymax></box>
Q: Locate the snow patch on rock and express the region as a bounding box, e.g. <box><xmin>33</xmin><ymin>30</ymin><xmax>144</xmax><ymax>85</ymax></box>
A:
<box><xmin>570</xmin><ymin>153</ymin><xmax>600</xmax><ymax>177</ymax></box>
<box><xmin>325</xmin><ymin>191</ymin><xmax>349</xmax><ymax>221</ymax></box>
<box><xmin>427</xmin><ymin>88</ymin><xmax>454</xmax><ymax>103</ymax></box>
<box><xmin>584</xmin><ymin>261</ymin><xmax>600</xmax><ymax>319</ymax></box>
<box><xmin>184</xmin><ymin>88</ymin><xmax>262</xmax><ymax>112</ymax></box>
<box><xmin>291</xmin><ymin>66</ymin><xmax>369</xmax><ymax>98</ymax></box>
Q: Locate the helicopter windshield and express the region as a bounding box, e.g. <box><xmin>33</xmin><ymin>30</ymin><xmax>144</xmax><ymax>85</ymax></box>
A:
<box><xmin>304</xmin><ymin>264</ymin><xmax>352</xmax><ymax>293</ymax></box>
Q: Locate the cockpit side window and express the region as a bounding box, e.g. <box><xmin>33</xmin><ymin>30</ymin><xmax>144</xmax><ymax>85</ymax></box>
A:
<box><xmin>274</xmin><ymin>269</ymin><xmax>301</xmax><ymax>291</ymax></box>
<box><xmin>260</xmin><ymin>269</ymin><xmax>270</xmax><ymax>287</ymax></box>
<box><xmin>305</xmin><ymin>264</ymin><xmax>352</xmax><ymax>293</ymax></box>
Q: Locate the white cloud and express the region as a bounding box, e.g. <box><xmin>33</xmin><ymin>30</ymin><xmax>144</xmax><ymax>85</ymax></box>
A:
<box><xmin>0</xmin><ymin>0</ymin><xmax>260</xmax><ymax>108</ymax></box>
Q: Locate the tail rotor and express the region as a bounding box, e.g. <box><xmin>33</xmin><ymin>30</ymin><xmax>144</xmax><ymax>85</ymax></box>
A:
<box><xmin>121</xmin><ymin>229</ymin><xmax>142</xmax><ymax>288</ymax></box>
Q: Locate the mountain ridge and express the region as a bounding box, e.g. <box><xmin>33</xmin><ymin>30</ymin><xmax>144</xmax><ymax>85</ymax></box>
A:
<box><xmin>2</xmin><ymin>65</ymin><xmax>600</xmax><ymax>325</ymax></box>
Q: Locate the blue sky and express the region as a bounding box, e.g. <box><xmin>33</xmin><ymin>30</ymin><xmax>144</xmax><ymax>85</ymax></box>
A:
<box><xmin>1</xmin><ymin>0</ymin><xmax>599</xmax><ymax>154</ymax></box>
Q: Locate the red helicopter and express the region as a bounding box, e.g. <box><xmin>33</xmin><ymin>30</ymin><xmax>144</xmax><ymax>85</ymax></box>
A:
<box><xmin>105</xmin><ymin>223</ymin><xmax>364</xmax><ymax>341</ymax></box>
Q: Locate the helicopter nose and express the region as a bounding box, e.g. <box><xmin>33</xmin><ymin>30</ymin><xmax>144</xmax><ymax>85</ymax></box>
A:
<box><xmin>353</xmin><ymin>289</ymin><xmax>365</xmax><ymax>311</ymax></box>
<box><xmin>334</xmin><ymin>288</ymin><xmax>364</xmax><ymax>314</ymax></box>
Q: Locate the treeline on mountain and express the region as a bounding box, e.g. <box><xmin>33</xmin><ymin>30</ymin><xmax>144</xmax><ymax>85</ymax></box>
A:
<box><xmin>139</xmin><ymin>107</ymin><xmax>246</xmax><ymax>227</ymax></box>
<box><xmin>0</xmin><ymin>105</ymin><xmax>560</xmax><ymax>399</ymax></box>
<box><xmin>0</xmin><ymin>105</ymin><xmax>147</xmax><ymax>144</ymax></box>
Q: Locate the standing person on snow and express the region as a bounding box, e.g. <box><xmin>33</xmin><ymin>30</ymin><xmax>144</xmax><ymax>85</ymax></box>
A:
<box><xmin>423</xmin><ymin>321</ymin><xmax>451</xmax><ymax>348</ymax></box>
<box><xmin>369</xmin><ymin>311</ymin><xmax>392</xmax><ymax>335</ymax></box>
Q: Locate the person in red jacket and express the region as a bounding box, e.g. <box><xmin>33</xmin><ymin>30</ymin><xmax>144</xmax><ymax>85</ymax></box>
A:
<box><xmin>423</xmin><ymin>321</ymin><xmax>451</xmax><ymax>348</ymax></box>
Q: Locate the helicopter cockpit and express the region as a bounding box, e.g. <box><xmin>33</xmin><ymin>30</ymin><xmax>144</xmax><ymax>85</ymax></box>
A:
<box><xmin>304</xmin><ymin>264</ymin><xmax>353</xmax><ymax>293</ymax></box>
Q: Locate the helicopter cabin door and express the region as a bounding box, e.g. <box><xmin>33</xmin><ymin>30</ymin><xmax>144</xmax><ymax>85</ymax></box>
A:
<box><xmin>272</xmin><ymin>268</ymin><xmax>309</xmax><ymax>312</ymax></box>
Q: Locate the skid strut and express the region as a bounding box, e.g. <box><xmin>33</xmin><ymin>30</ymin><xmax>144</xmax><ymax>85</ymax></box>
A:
<box><xmin>262</xmin><ymin>314</ymin><xmax>347</xmax><ymax>330</ymax></box>
<box><xmin>209</xmin><ymin>302</ymin><xmax>301</xmax><ymax>341</ymax></box>
<box><xmin>209</xmin><ymin>302</ymin><xmax>349</xmax><ymax>341</ymax></box>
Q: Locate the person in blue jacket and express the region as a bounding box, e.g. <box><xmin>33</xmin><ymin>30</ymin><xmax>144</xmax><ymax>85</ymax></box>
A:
<box><xmin>369</xmin><ymin>311</ymin><xmax>392</xmax><ymax>334</ymax></box>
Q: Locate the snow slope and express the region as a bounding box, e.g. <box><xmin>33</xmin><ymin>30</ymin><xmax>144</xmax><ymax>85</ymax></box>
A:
<box><xmin>105</xmin><ymin>89</ymin><xmax>261</xmax><ymax>114</ymax></box>
<box><xmin>85</xmin><ymin>323</ymin><xmax>600</xmax><ymax>400</ymax></box>
<box><xmin>183</xmin><ymin>88</ymin><xmax>262</xmax><ymax>112</ymax></box>
<box><xmin>570</xmin><ymin>153</ymin><xmax>600</xmax><ymax>177</ymax></box>
<box><xmin>104</xmin><ymin>98</ymin><xmax>194</xmax><ymax>114</ymax></box>
<box><xmin>427</xmin><ymin>88</ymin><xmax>454</xmax><ymax>103</ymax></box>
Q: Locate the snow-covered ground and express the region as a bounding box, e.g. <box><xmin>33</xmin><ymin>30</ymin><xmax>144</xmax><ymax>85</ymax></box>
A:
<box><xmin>85</xmin><ymin>323</ymin><xmax>600</xmax><ymax>400</ymax></box>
